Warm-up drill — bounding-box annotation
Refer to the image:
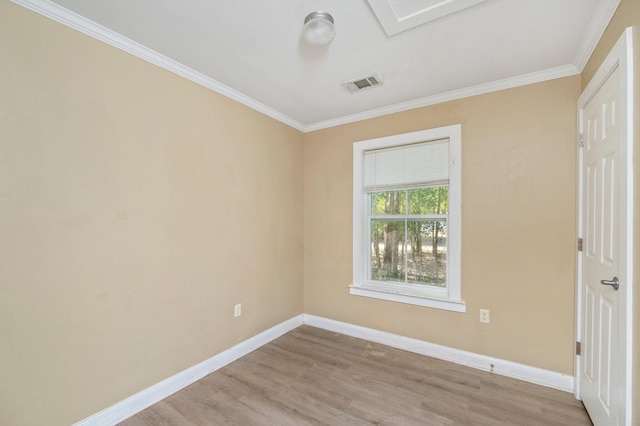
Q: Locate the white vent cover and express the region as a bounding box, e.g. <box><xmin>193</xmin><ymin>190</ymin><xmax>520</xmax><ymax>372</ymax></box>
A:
<box><xmin>342</xmin><ymin>73</ymin><xmax>384</xmax><ymax>93</ymax></box>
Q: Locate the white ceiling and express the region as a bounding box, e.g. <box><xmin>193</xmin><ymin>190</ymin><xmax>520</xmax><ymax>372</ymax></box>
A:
<box><xmin>14</xmin><ymin>0</ymin><xmax>619</xmax><ymax>131</ymax></box>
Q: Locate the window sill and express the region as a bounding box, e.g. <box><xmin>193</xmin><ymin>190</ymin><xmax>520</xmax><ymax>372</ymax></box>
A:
<box><xmin>348</xmin><ymin>283</ymin><xmax>466</xmax><ymax>313</ymax></box>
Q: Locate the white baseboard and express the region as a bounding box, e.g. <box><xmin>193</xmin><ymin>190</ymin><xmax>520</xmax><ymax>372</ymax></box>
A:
<box><xmin>76</xmin><ymin>312</ymin><xmax>574</xmax><ymax>425</ymax></box>
<box><xmin>74</xmin><ymin>314</ymin><xmax>304</xmax><ymax>426</ymax></box>
<box><xmin>303</xmin><ymin>314</ymin><xmax>574</xmax><ymax>393</ymax></box>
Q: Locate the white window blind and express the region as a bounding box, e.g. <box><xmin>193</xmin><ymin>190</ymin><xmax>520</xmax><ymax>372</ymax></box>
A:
<box><xmin>363</xmin><ymin>138</ymin><xmax>449</xmax><ymax>192</ymax></box>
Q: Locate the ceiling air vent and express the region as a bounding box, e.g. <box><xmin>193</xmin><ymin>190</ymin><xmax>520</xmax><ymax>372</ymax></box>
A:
<box><xmin>342</xmin><ymin>73</ymin><xmax>384</xmax><ymax>94</ymax></box>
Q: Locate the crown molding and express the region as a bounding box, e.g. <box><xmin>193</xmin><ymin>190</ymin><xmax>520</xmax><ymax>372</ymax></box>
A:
<box><xmin>10</xmin><ymin>0</ymin><xmax>307</xmax><ymax>132</ymax></box>
<box><xmin>13</xmin><ymin>0</ymin><xmax>605</xmax><ymax>134</ymax></box>
<box><xmin>303</xmin><ymin>64</ymin><xmax>580</xmax><ymax>132</ymax></box>
<box><xmin>572</xmin><ymin>0</ymin><xmax>621</xmax><ymax>71</ymax></box>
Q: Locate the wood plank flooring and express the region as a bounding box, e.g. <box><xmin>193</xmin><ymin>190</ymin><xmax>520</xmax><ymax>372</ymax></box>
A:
<box><xmin>120</xmin><ymin>325</ymin><xmax>592</xmax><ymax>425</ymax></box>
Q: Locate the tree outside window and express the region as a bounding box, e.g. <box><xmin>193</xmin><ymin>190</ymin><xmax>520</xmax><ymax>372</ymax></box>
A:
<box><xmin>369</xmin><ymin>186</ymin><xmax>448</xmax><ymax>287</ymax></box>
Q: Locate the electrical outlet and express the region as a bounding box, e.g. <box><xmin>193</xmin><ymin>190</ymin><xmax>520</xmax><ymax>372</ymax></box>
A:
<box><xmin>234</xmin><ymin>304</ymin><xmax>242</xmax><ymax>318</ymax></box>
<box><xmin>480</xmin><ymin>309</ymin><xmax>490</xmax><ymax>323</ymax></box>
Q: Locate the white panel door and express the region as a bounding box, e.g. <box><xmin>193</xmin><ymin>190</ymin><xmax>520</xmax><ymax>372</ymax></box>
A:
<box><xmin>580</xmin><ymin>65</ymin><xmax>620</xmax><ymax>425</ymax></box>
<box><xmin>577</xmin><ymin>28</ymin><xmax>633</xmax><ymax>426</ymax></box>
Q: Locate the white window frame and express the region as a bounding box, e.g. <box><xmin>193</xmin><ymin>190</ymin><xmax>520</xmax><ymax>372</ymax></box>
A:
<box><xmin>350</xmin><ymin>125</ymin><xmax>465</xmax><ymax>313</ymax></box>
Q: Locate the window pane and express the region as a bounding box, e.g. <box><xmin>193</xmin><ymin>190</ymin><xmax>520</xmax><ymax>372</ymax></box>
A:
<box><xmin>370</xmin><ymin>191</ymin><xmax>406</xmax><ymax>215</ymax></box>
<box><xmin>406</xmin><ymin>219</ymin><xmax>447</xmax><ymax>286</ymax></box>
<box><xmin>408</xmin><ymin>186</ymin><xmax>448</xmax><ymax>215</ymax></box>
<box><xmin>370</xmin><ymin>220</ymin><xmax>405</xmax><ymax>282</ymax></box>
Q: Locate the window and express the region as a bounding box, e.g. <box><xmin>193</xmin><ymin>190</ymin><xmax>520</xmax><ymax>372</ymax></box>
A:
<box><xmin>350</xmin><ymin>125</ymin><xmax>464</xmax><ymax>312</ymax></box>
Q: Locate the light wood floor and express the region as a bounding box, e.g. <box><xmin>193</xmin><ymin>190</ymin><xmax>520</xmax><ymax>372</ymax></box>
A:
<box><xmin>120</xmin><ymin>325</ymin><xmax>592</xmax><ymax>425</ymax></box>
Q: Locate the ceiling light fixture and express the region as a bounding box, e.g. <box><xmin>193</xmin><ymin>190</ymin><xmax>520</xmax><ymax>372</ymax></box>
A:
<box><xmin>302</xmin><ymin>11</ymin><xmax>336</xmax><ymax>45</ymax></box>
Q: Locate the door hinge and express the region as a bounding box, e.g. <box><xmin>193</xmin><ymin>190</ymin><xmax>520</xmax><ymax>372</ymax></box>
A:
<box><xmin>578</xmin><ymin>133</ymin><xmax>584</xmax><ymax>148</ymax></box>
<box><xmin>577</xmin><ymin>238</ymin><xmax>583</xmax><ymax>252</ymax></box>
<box><xmin>576</xmin><ymin>341</ymin><xmax>581</xmax><ymax>356</ymax></box>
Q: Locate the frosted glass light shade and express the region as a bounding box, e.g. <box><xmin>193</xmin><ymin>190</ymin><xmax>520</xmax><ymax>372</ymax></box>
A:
<box><xmin>303</xmin><ymin>11</ymin><xmax>336</xmax><ymax>45</ymax></box>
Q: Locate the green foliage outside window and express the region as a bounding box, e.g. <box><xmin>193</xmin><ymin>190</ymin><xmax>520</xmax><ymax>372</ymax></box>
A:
<box><xmin>370</xmin><ymin>186</ymin><xmax>448</xmax><ymax>287</ymax></box>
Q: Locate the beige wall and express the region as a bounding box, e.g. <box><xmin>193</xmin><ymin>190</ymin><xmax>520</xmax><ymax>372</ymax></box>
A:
<box><xmin>304</xmin><ymin>76</ymin><xmax>581</xmax><ymax>375</ymax></box>
<box><xmin>0</xmin><ymin>2</ymin><xmax>304</xmax><ymax>425</ymax></box>
<box><xmin>2</xmin><ymin>0</ymin><xmax>636</xmax><ymax>423</ymax></box>
<box><xmin>581</xmin><ymin>0</ymin><xmax>640</xmax><ymax>420</ymax></box>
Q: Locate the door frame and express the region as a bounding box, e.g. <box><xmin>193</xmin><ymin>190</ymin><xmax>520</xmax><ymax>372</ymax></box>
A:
<box><xmin>575</xmin><ymin>27</ymin><xmax>634</xmax><ymax>424</ymax></box>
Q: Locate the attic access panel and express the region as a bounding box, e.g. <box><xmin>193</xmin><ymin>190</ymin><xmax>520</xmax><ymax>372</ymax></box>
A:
<box><xmin>368</xmin><ymin>0</ymin><xmax>488</xmax><ymax>36</ymax></box>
